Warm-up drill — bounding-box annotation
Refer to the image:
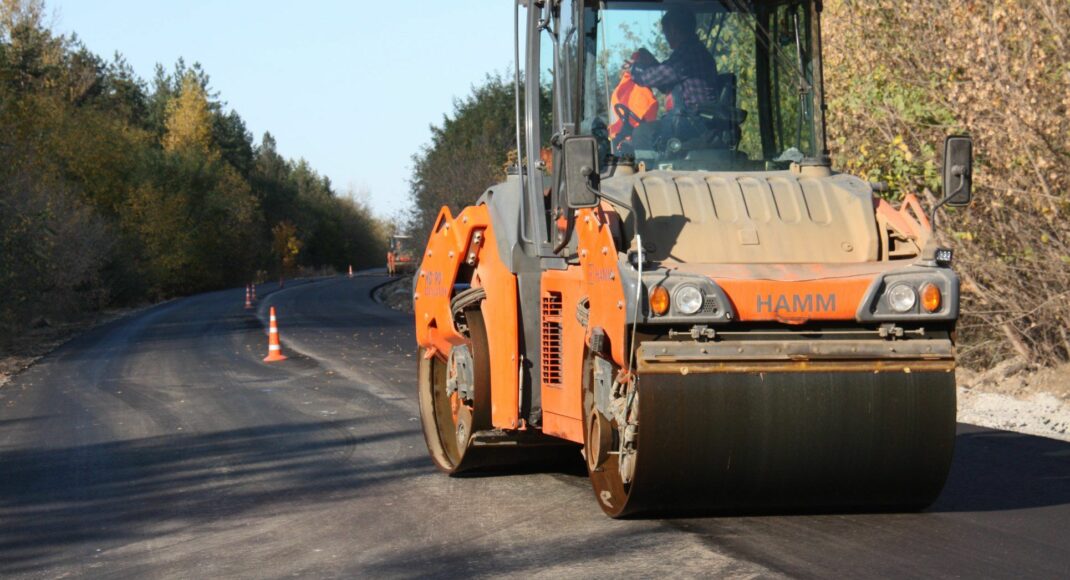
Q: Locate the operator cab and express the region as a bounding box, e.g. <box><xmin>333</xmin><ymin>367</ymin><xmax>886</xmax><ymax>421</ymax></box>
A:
<box><xmin>575</xmin><ymin>1</ymin><xmax>822</xmax><ymax>172</ymax></box>
<box><xmin>516</xmin><ymin>0</ymin><xmax>832</xmax><ymax>260</ymax></box>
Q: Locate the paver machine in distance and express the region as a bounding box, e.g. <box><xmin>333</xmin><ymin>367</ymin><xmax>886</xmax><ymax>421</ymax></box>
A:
<box><xmin>414</xmin><ymin>0</ymin><xmax>973</xmax><ymax>517</ymax></box>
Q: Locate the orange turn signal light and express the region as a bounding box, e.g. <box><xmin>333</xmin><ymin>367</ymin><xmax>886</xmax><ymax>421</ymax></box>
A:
<box><xmin>650</xmin><ymin>286</ymin><xmax>670</xmax><ymax>316</ymax></box>
<box><xmin>921</xmin><ymin>283</ymin><xmax>942</xmax><ymax>313</ymax></box>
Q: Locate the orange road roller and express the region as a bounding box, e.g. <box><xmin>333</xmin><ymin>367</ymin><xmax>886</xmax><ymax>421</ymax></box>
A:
<box><xmin>414</xmin><ymin>0</ymin><xmax>973</xmax><ymax>517</ymax></box>
<box><xmin>388</xmin><ymin>235</ymin><xmax>415</xmax><ymax>276</ymax></box>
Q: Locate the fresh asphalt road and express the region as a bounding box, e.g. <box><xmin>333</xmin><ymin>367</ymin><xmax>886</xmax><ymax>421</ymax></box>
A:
<box><xmin>1</xmin><ymin>275</ymin><xmax>1068</xmax><ymax>578</ymax></box>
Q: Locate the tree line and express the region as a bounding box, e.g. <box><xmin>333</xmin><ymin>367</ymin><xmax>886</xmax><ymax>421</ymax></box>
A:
<box><xmin>0</xmin><ymin>0</ymin><xmax>386</xmax><ymax>337</ymax></box>
<box><xmin>406</xmin><ymin>2</ymin><xmax>1069</xmax><ymax>368</ymax></box>
<box><xmin>406</xmin><ymin>73</ymin><xmax>550</xmax><ymax>246</ymax></box>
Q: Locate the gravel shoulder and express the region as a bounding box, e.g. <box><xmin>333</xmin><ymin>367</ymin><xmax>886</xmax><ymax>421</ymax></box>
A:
<box><xmin>379</xmin><ymin>275</ymin><xmax>1070</xmax><ymax>442</ymax></box>
<box><xmin>957</xmin><ymin>361</ymin><xmax>1070</xmax><ymax>441</ymax></box>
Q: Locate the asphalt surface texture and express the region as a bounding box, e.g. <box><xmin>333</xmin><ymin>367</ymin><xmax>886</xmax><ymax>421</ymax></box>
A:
<box><xmin>1</xmin><ymin>274</ymin><xmax>1067</xmax><ymax>578</ymax></box>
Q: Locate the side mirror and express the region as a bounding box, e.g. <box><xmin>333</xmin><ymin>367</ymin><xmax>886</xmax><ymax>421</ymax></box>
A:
<box><xmin>942</xmin><ymin>135</ymin><xmax>973</xmax><ymax>207</ymax></box>
<box><xmin>563</xmin><ymin>135</ymin><xmax>600</xmax><ymax>209</ymax></box>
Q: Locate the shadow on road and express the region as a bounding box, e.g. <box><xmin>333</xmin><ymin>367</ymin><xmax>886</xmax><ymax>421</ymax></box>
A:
<box><xmin>358</xmin><ymin>426</ymin><xmax>1070</xmax><ymax>577</ymax></box>
<box><xmin>359</xmin><ymin>524</ymin><xmax>696</xmax><ymax>578</ymax></box>
<box><xmin>446</xmin><ymin>423</ymin><xmax>1070</xmax><ymax>522</ymax></box>
<box><xmin>0</xmin><ymin>423</ymin><xmax>1067</xmax><ymax>576</ymax></box>
<box><xmin>931</xmin><ymin>424</ymin><xmax>1070</xmax><ymax>513</ymax></box>
<box><xmin>0</xmin><ymin>420</ymin><xmax>422</xmax><ymax>574</ymax></box>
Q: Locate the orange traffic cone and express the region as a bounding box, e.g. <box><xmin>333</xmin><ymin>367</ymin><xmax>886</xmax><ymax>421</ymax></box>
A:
<box><xmin>348</xmin><ymin>265</ymin><xmax>354</xmax><ymax>279</ymax></box>
<box><xmin>264</xmin><ymin>307</ymin><xmax>287</xmax><ymax>362</ymax></box>
<box><xmin>251</xmin><ymin>284</ymin><xmax>257</xmax><ymax>303</ymax></box>
<box><xmin>244</xmin><ymin>285</ymin><xmax>253</xmax><ymax>309</ymax></box>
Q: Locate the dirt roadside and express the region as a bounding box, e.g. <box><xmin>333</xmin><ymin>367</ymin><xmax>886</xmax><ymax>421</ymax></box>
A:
<box><xmin>381</xmin><ymin>275</ymin><xmax>1070</xmax><ymax>442</ymax></box>
<box><xmin>375</xmin><ymin>275</ymin><xmax>415</xmax><ymax>314</ymax></box>
<box><xmin>0</xmin><ymin>304</ymin><xmax>154</xmax><ymax>389</ymax></box>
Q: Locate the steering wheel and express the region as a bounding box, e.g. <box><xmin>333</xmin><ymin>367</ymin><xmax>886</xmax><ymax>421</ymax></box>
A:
<box><xmin>612</xmin><ymin>103</ymin><xmax>645</xmax><ymax>151</ymax></box>
<box><xmin>614</xmin><ymin>103</ymin><xmax>643</xmax><ymax>129</ymax></box>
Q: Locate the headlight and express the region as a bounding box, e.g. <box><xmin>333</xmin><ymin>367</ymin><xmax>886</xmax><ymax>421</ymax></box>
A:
<box><xmin>674</xmin><ymin>285</ymin><xmax>704</xmax><ymax>315</ymax></box>
<box><xmin>887</xmin><ymin>284</ymin><xmax>917</xmax><ymax>313</ymax></box>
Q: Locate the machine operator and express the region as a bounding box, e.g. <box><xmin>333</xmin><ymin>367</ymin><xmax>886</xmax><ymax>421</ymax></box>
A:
<box><xmin>628</xmin><ymin>7</ymin><xmax>720</xmax><ymax>115</ymax></box>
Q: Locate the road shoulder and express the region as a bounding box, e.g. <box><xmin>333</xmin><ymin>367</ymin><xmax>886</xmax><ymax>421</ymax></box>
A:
<box><xmin>0</xmin><ymin>303</ymin><xmax>158</xmax><ymax>389</ymax></box>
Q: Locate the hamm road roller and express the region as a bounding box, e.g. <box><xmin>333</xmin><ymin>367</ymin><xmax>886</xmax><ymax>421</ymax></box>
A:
<box><xmin>414</xmin><ymin>0</ymin><xmax>973</xmax><ymax>517</ymax></box>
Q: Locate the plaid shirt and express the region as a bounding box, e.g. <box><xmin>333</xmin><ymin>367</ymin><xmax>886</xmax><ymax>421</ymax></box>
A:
<box><xmin>631</xmin><ymin>36</ymin><xmax>719</xmax><ymax>113</ymax></box>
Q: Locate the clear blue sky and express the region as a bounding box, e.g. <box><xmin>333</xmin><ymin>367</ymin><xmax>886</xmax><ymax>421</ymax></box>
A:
<box><xmin>51</xmin><ymin>1</ymin><xmax>517</xmax><ymax>220</ymax></box>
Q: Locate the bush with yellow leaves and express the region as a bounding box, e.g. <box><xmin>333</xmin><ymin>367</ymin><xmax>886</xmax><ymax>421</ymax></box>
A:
<box><xmin>825</xmin><ymin>0</ymin><xmax>1070</xmax><ymax>368</ymax></box>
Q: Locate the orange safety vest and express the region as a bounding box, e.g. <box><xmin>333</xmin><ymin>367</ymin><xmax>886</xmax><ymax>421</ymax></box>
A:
<box><xmin>608</xmin><ymin>71</ymin><xmax>658</xmax><ymax>141</ymax></box>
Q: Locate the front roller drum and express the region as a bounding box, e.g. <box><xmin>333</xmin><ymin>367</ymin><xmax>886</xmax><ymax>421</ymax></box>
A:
<box><xmin>585</xmin><ymin>363</ymin><xmax>957</xmax><ymax>517</ymax></box>
<box><xmin>418</xmin><ymin>308</ymin><xmax>577</xmax><ymax>473</ymax></box>
<box><xmin>418</xmin><ymin>309</ymin><xmax>492</xmax><ymax>473</ymax></box>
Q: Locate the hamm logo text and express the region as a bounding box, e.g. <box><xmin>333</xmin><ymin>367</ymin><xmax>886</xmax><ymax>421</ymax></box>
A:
<box><xmin>756</xmin><ymin>294</ymin><xmax>836</xmax><ymax>314</ymax></box>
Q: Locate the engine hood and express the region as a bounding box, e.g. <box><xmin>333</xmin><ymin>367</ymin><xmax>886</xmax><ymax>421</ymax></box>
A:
<box><xmin>599</xmin><ymin>169</ymin><xmax>882</xmax><ymax>265</ymax></box>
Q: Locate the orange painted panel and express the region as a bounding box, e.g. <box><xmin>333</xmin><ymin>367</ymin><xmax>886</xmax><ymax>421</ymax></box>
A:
<box><xmin>716</xmin><ymin>276</ymin><xmax>874</xmax><ymax>323</ymax></box>
<box><xmin>542</xmin><ymin>410</ymin><xmax>585</xmax><ymax>444</ymax></box>
<box><xmin>475</xmin><ymin>222</ymin><xmax>520</xmax><ymax>429</ymax></box>
<box><xmin>540</xmin><ymin>267</ymin><xmax>587</xmax><ymax>428</ymax></box>
<box><xmin>413</xmin><ymin>205</ymin><xmax>520</xmax><ymax>430</ymax></box>
<box><xmin>414</xmin><ymin>207</ymin><xmax>465</xmax><ymax>354</ymax></box>
<box><xmin>575</xmin><ymin>207</ymin><xmax>629</xmax><ymax>367</ymax></box>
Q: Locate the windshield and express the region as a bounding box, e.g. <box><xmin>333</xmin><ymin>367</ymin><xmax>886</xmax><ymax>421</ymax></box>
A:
<box><xmin>580</xmin><ymin>0</ymin><xmax>817</xmax><ymax>171</ymax></box>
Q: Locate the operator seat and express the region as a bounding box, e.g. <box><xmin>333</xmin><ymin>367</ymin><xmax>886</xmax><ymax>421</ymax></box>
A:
<box><xmin>693</xmin><ymin>72</ymin><xmax>745</xmax><ymax>149</ymax></box>
<box><xmin>634</xmin><ymin>72</ymin><xmax>745</xmax><ymax>153</ymax></box>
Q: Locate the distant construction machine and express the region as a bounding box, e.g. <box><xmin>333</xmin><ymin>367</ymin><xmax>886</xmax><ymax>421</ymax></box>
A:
<box><xmin>387</xmin><ymin>235</ymin><xmax>415</xmax><ymax>276</ymax></box>
<box><xmin>414</xmin><ymin>0</ymin><xmax>973</xmax><ymax>517</ymax></box>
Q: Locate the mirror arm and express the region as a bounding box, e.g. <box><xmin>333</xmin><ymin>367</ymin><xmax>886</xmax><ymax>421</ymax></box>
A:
<box><xmin>587</xmin><ymin>183</ymin><xmax>602</xmax><ymax>200</ymax></box>
<box><xmin>929</xmin><ymin>195</ymin><xmax>949</xmax><ymax>232</ymax></box>
<box><xmin>930</xmin><ymin>165</ymin><xmax>966</xmax><ymax>230</ymax></box>
<box><xmin>581</xmin><ymin>166</ymin><xmax>621</xmax><ymax>207</ymax></box>
<box><xmin>552</xmin><ymin>210</ymin><xmax>575</xmax><ymax>254</ymax></box>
